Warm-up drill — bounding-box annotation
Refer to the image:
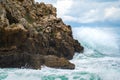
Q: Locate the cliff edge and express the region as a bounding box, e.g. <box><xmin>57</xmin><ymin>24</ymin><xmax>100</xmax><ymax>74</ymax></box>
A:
<box><xmin>0</xmin><ymin>0</ymin><xmax>84</xmax><ymax>69</ymax></box>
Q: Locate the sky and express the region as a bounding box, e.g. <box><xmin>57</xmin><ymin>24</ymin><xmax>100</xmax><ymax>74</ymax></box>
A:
<box><xmin>35</xmin><ymin>0</ymin><xmax>120</xmax><ymax>27</ymax></box>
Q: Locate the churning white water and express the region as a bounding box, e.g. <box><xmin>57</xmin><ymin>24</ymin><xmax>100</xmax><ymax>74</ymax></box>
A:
<box><xmin>0</xmin><ymin>27</ymin><xmax>120</xmax><ymax>80</ymax></box>
<box><xmin>72</xmin><ymin>27</ymin><xmax>120</xmax><ymax>57</ymax></box>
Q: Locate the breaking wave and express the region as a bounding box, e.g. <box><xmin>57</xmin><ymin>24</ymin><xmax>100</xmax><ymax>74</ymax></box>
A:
<box><xmin>0</xmin><ymin>27</ymin><xmax>120</xmax><ymax>80</ymax></box>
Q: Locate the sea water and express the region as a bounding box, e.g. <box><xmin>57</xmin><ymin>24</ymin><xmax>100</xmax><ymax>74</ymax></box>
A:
<box><xmin>0</xmin><ymin>27</ymin><xmax>120</xmax><ymax>80</ymax></box>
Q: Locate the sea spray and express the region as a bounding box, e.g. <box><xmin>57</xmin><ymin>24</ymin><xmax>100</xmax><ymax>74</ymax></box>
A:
<box><xmin>0</xmin><ymin>27</ymin><xmax>120</xmax><ymax>80</ymax></box>
<box><xmin>72</xmin><ymin>27</ymin><xmax>120</xmax><ymax>57</ymax></box>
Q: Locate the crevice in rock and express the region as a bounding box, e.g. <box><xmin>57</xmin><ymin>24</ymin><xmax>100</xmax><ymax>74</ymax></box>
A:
<box><xmin>6</xmin><ymin>10</ymin><xmax>19</xmax><ymax>24</ymax></box>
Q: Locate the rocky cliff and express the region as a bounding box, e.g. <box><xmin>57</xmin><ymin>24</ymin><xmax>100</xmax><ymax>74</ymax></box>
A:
<box><xmin>0</xmin><ymin>0</ymin><xmax>84</xmax><ymax>69</ymax></box>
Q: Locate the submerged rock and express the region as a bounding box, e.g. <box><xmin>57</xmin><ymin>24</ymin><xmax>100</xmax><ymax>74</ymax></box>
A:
<box><xmin>0</xmin><ymin>0</ymin><xmax>84</xmax><ymax>69</ymax></box>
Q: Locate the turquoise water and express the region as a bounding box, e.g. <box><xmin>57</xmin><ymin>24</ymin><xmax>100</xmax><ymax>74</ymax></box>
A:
<box><xmin>0</xmin><ymin>27</ymin><xmax>120</xmax><ymax>80</ymax></box>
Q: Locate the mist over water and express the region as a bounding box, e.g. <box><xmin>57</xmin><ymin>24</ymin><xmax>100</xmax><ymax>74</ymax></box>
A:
<box><xmin>0</xmin><ymin>27</ymin><xmax>120</xmax><ymax>80</ymax></box>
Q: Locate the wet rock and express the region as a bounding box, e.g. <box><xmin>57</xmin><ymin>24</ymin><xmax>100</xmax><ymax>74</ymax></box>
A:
<box><xmin>44</xmin><ymin>55</ymin><xmax>75</xmax><ymax>69</ymax></box>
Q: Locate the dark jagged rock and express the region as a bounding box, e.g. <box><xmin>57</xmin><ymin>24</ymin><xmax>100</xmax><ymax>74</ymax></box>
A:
<box><xmin>0</xmin><ymin>0</ymin><xmax>84</xmax><ymax>69</ymax></box>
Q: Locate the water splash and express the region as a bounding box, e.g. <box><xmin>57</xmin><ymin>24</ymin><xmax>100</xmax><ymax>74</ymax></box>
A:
<box><xmin>0</xmin><ymin>27</ymin><xmax>120</xmax><ymax>80</ymax></box>
<box><xmin>72</xmin><ymin>27</ymin><xmax>120</xmax><ymax>57</ymax></box>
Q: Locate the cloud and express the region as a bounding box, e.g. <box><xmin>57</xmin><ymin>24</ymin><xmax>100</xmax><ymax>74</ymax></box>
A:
<box><xmin>104</xmin><ymin>7</ymin><xmax>120</xmax><ymax>21</ymax></box>
<box><xmin>54</xmin><ymin>0</ymin><xmax>73</xmax><ymax>17</ymax></box>
<box><xmin>62</xmin><ymin>0</ymin><xmax>120</xmax><ymax>26</ymax></box>
<box><xmin>35</xmin><ymin>0</ymin><xmax>120</xmax><ymax>26</ymax></box>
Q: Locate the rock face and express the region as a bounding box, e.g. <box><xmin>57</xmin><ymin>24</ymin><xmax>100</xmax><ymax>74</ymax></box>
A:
<box><xmin>0</xmin><ymin>0</ymin><xmax>84</xmax><ymax>69</ymax></box>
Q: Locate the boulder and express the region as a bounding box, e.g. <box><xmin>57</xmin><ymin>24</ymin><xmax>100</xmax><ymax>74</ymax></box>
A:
<box><xmin>44</xmin><ymin>55</ymin><xmax>75</xmax><ymax>69</ymax></box>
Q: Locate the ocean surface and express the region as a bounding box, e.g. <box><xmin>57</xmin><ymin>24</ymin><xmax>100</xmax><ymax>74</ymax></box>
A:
<box><xmin>0</xmin><ymin>27</ymin><xmax>120</xmax><ymax>80</ymax></box>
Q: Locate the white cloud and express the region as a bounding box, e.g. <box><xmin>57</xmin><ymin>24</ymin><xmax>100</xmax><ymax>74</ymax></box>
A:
<box><xmin>63</xmin><ymin>0</ymin><xmax>120</xmax><ymax>23</ymax></box>
<box><xmin>104</xmin><ymin>7</ymin><xmax>120</xmax><ymax>21</ymax></box>
<box><xmin>62</xmin><ymin>15</ymin><xmax>77</xmax><ymax>22</ymax></box>
<box><xmin>35</xmin><ymin>0</ymin><xmax>120</xmax><ymax>25</ymax></box>
<box><xmin>54</xmin><ymin>0</ymin><xmax>73</xmax><ymax>17</ymax></box>
<box><xmin>77</xmin><ymin>9</ymin><xmax>102</xmax><ymax>23</ymax></box>
<box><xmin>105</xmin><ymin>7</ymin><xmax>116</xmax><ymax>17</ymax></box>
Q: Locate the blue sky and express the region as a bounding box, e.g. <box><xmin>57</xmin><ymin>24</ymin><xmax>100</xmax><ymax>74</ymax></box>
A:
<box><xmin>35</xmin><ymin>0</ymin><xmax>120</xmax><ymax>27</ymax></box>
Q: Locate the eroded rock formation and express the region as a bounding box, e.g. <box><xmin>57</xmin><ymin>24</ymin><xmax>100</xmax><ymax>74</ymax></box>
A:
<box><xmin>0</xmin><ymin>0</ymin><xmax>84</xmax><ymax>69</ymax></box>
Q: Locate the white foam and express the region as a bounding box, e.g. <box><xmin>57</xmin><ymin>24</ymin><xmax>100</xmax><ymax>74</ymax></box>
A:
<box><xmin>1</xmin><ymin>27</ymin><xmax>120</xmax><ymax>80</ymax></box>
<box><xmin>72</xmin><ymin>27</ymin><xmax>120</xmax><ymax>56</ymax></box>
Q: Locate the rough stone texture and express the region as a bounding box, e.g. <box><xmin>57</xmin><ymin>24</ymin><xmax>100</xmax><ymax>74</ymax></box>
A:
<box><xmin>44</xmin><ymin>55</ymin><xmax>75</xmax><ymax>69</ymax></box>
<box><xmin>0</xmin><ymin>0</ymin><xmax>84</xmax><ymax>69</ymax></box>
